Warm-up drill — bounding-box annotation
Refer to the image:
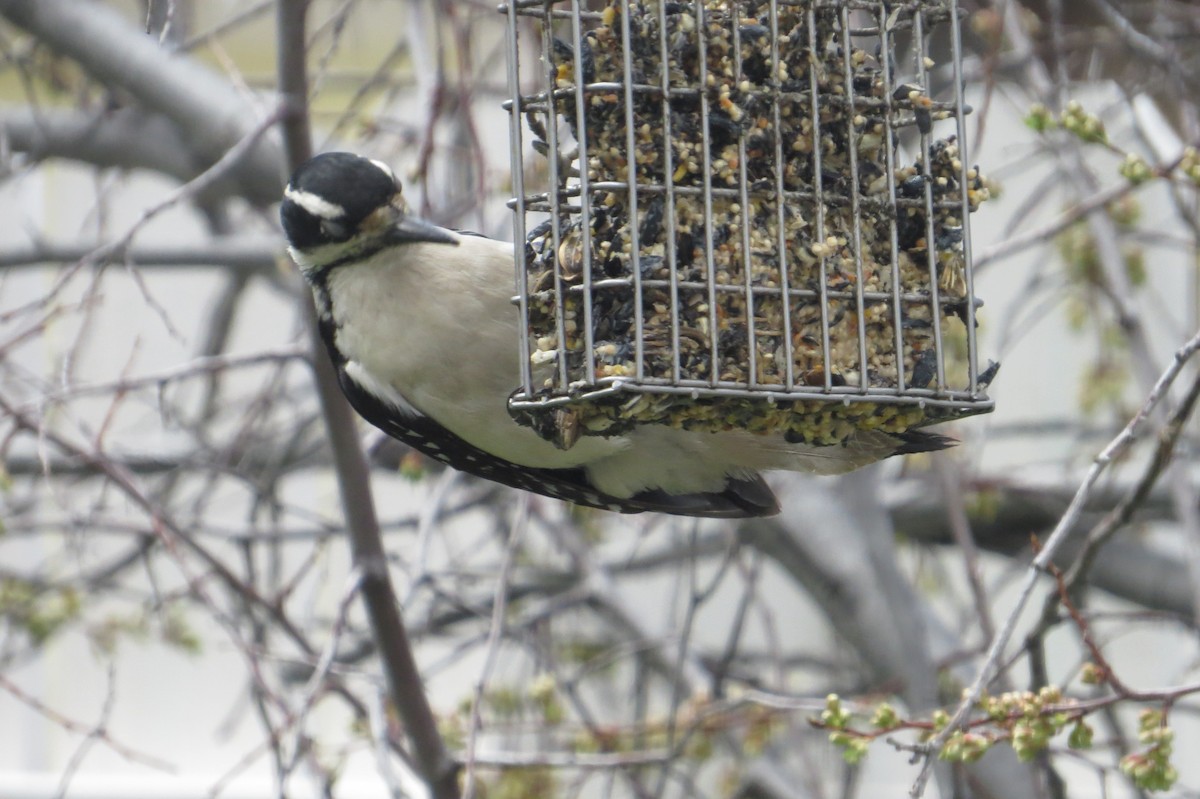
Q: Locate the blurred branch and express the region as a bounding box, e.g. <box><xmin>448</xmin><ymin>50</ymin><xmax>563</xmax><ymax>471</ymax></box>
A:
<box><xmin>892</xmin><ymin>475</ymin><xmax>1199</xmax><ymax>623</ymax></box>
<box><xmin>1033</xmin><ymin>361</ymin><xmax>1200</xmax><ymax>636</ymax></box>
<box><xmin>1</xmin><ymin>447</ymin><xmax>322</xmax><ymax>479</ymax></box>
<box><xmin>180</xmin><ymin>0</ymin><xmax>274</xmax><ymax>52</ymax></box>
<box><xmin>274</xmin><ymin>2</ymin><xmax>459</xmax><ymax>798</ymax></box>
<box><xmin>0</xmin><ymin>0</ymin><xmax>284</xmax><ymax>204</ymax></box>
<box><xmin>1</xmin><ymin>107</ymin><xmax>197</xmax><ymax>184</ymax></box>
<box><xmin>912</xmin><ymin>325</ymin><xmax>1200</xmax><ymax>797</ymax></box>
<box><xmin>0</xmin><ymin>391</ymin><xmax>396</xmax><ymax>748</ymax></box>
<box><xmin>935</xmin><ymin>461</ymin><xmax>996</xmax><ymax>642</ymax></box>
<box><xmin>1082</xmin><ymin>0</ymin><xmax>1197</xmax><ymax>91</ymax></box>
<box><xmin>10</xmin><ymin>425</ymin><xmax>1198</xmax><ymax>623</ymax></box>
<box><xmin>91</xmin><ymin>107</ymin><xmax>282</xmax><ymax>263</ymax></box>
<box><xmin>0</xmin><ymin>395</ymin><xmax>298</xmax><ymax>638</ymax></box>
<box><xmin>0</xmin><ymin>671</ymin><xmax>175</xmax><ymax>772</ymax></box>
<box><xmin>741</xmin><ymin>474</ymin><xmax>1039</xmax><ymax>799</ymax></box>
<box><xmin>0</xmin><ymin>238</ymin><xmax>282</xmax><ymax>274</ymax></box>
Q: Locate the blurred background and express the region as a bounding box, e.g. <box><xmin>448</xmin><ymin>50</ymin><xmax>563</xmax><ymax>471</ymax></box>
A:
<box><xmin>1</xmin><ymin>1</ymin><xmax>1199</xmax><ymax>797</ymax></box>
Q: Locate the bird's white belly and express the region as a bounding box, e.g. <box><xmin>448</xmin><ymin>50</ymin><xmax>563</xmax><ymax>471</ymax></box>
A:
<box><xmin>325</xmin><ymin>250</ymin><xmax>628</xmax><ymax>469</ymax></box>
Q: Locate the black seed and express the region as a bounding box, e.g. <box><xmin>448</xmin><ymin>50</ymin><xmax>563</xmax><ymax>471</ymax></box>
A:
<box><xmin>911</xmin><ymin>349</ymin><xmax>937</xmax><ymax>388</ymax></box>
<box><xmin>639</xmin><ymin>195</ymin><xmax>665</xmax><ymax>245</ymax></box>
<box><xmin>899</xmin><ymin>173</ymin><xmax>928</xmax><ymax>197</ymax></box>
<box><xmin>915</xmin><ymin>106</ymin><xmax>933</xmax><ymax>135</ymax></box>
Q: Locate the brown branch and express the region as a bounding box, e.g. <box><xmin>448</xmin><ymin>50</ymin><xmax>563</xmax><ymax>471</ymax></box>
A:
<box><xmin>274</xmin><ymin>2</ymin><xmax>459</xmax><ymax>797</ymax></box>
<box><xmin>910</xmin><ymin>325</ymin><xmax>1200</xmax><ymax>797</ymax></box>
<box><xmin>0</xmin><ymin>393</ymin><xmax>397</xmax><ymax>750</ymax></box>
<box><xmin>935</xmin><ymin>460</ymin><xmax>996</xmax><ymax>645</ymax></box>
<box><xmin>0</xmin><ymin>239</ymin><xmax>281</xmax><ymax>273</ymax></box>
<box><xmin>1023</xmin><ymin>360</ymin><xmax>1200</xmax><ymax>692</ymax></box>
<box><xmin>0</xmin><ymin>0</ymin><xmax>284</xmax><ymax>205</ymax></box>
<box><xmin>1067</xmin><ymin>365</ymin><xmax>1200</xmax><ymax>594</ymax></box>
<box><xmin>0</xmin><ymin>671</ymin><xmax>174</xmax><ymax>773</ymax></box>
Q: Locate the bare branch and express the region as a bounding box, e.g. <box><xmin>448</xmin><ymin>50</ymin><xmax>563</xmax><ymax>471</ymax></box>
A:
<box><xmin>911</xmin><ymin>326</ymin><xmax>1200</xmax><ymax>796</ymax></box>
<box><xmin>1</xmin><ymin>107</ymin><xmax>196</xmax><ymax>184</ymax></box>
<box><xmin>274</xmin><ymin>3</ymin><xmax>459</xmax><ymax>797</ymax></box>
<box><xmin>0</xmin><ymin>238</ymin><xmax>282</xmax><ymax>274</ymax></box>
<box><xmin>0</xmin><ymin>669</ymin><xmax>174</xmax><ymax>772</ymax></box>
<box><xmin>0</xmin><ymin>0</ymin><xmax>284</xmax><ymax>204</ymax></box>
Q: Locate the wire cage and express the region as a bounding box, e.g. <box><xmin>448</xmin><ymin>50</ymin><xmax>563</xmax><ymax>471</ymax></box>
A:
<box><xmin>502</xmin><ymin>0</ymin><xmax>994</xmax><ymax>450</ymax></box>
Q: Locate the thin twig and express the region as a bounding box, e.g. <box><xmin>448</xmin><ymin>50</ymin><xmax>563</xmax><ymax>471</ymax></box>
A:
<box><xmin>33</xmin><ymin>349</ymin><xmax>307</xmax><ymax>406</ymax></box>
<box><xmin>909</xmin><ymin>326</ymin><xmax>1200</xmax><ymax>797</ymax></box>
<box><xmin>0</xmin><ymin>671</ymin><xmax>174</xmax><ymax>773</ymax></box>
<box><xmin>274</xmin><ymin>3</ymin><xmax>459</xmax><ymax>797</ymax></box>
<box><xmin>462</xmin><ymin>495</ymin><xmax>529</xmax><ymax>799</ymax></box>
<box><xmin>34</xmin><ymin>107</ymin><xmax>283</xmax><ymax>310</ymax></box>
<box><xmin>935</xmin><ymin>459</ymin><xmax>996</xmax><ymax>645</ymax></box>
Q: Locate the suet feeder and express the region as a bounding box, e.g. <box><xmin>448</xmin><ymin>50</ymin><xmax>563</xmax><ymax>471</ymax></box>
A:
<box><xmin>502</xmin><ymin>0</ymin><xmax>994</xmax><ymax>450</ymax></box>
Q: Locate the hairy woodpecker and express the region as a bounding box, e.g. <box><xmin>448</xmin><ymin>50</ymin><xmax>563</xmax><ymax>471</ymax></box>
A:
<box><xmin>280</xmin><ymin>152</ymin><xmax>952</xmax><ymax>518</ymax></box>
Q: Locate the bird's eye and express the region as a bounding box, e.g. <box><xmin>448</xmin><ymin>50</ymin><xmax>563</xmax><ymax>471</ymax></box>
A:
<box><xmin>320</xmin><ymin>219</ymin><xmax>349</xmax><ymax>241</ymax></box>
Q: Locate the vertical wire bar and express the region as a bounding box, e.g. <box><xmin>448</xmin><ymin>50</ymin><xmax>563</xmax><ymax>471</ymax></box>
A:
<box><xmin>570</xmin><ymin>0</ymin><xmax>597</xmax><ymax>386</ymax></box>
<box><xmin>877</xmin><ymin>4</ymin><xmax>908</xmax><ymax>394</ymax></box>
<box><xmin>618</xmin><ymin>0</ymin><xmax>646</xmax><ymax>382</ymax></box>
<box><xmin>807</xmin><ymin>5</ymin><xmax>832</xmax><ymax>392</ymax></box>
<box><xmin>914</xmin><ymin>8</ymin><xmax>947</xmax><ymax>393</ymax></box>
<box><xmin>949</xmin><ymin>0</ymin><xmax>981</xmax><ymax>396</ymax></box>
<box><xmin>543</xmin><ymin>10</ymin><xmax>571</xmax><ymax>392</ymax></box>
<box><xmin>696</xmin><ymin>0</ymin><xmax>721</xmax><ymax>386</ymax></box>
<box><xmin>732</xmin><ymin>7</ymin><xmax>759</xmax><ymax>388</ymax></box>
<box><xmin>656</xmin><ymin>0</ymin><xmax>683</xmax><ymax>385</ymax></box>
<box><xmin>768</xmin><ymin>0</ymin><xmax>795</xmax><ymax>391</ymax></box>
<box><xmin>840</xmin><ymin>5</ymin><xmax>870</xmax><ymax>392</ymax></box>
<box><xmin>504</xmin><ymin>1</ymin><xmax>535</xmax><ymax>399</ymax></box>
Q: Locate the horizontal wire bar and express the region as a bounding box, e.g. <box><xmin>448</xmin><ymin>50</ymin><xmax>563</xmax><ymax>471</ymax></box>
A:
<box><xmin>511</xmin><ymin>379</ymin><xmax>995</xmax><ymax>407</ymax></box>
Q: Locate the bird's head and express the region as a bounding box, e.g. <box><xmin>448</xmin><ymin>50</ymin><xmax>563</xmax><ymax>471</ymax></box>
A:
<box><xmin>280</xmin><ymin>152</ymin><xmax>458</xmax><ymax>275</ymax></box>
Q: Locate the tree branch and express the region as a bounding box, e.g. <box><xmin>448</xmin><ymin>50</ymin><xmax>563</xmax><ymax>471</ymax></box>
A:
<box><xmin>0</xmin><ymin>238</ymin><xmax>282</xmax><ymax>273</ymax></box>
<box><xmin>274</xmin><ymin>2</ymin><xmax>459</xmax><ymax>797</ymax></box>
<box><xmin>1</xmin><ymin>107</ymin><xmax>196</xmax><ymax>184</ymax></box>
<box><xmin>910</xmin><ymin>325</ymin><xmax>1200</xmax><ymax>796</ymax></box>
<box><xmin>741</xmin><ymin>474</ymin><xmax>1039</xmax><ymax>799</ymax></box>
<box><xmin>0</xmin><ymin>0</ymin><xmax>283</xmax><ymax>205</ymax></box>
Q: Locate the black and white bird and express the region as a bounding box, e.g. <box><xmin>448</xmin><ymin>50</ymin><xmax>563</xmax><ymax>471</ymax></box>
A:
<box><xmin>280</xmin><ymin>152</ymin><xmax>952</xmax><ymax>518</ymax></box>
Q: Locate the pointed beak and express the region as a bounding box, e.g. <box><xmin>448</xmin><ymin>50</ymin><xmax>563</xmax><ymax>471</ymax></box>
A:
<box><xmin>391</xmin><ymin>213</ymin><xmax>460</xmax><ymax>246</ymax></box>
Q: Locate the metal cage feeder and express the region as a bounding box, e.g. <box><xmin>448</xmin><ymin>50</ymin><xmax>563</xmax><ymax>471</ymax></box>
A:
<box><xmin>502</xmin><ymin>0</ymin><xmax>994</xmax><ymax>451</ymax></box>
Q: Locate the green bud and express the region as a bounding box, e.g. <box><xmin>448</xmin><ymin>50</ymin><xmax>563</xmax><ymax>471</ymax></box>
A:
<box><xmin>1012</xmin><ymin>720</ymin><xmax>1050</xmax><ymax>762</ymax></box>
<box><xmin>843</xmin><ymin>737</ymin><xmax>869</xmax><ymax>765</ymax></box>
<box><xmin>829</xmin><ymin>731</ymin><xmax>852</xmax><ymax>747</ymax></box>
<box><xmin>1137</xmin><ymin>709</ymin><xmax>1164</xmax><ymax>738</ymax></box>
<box><xmin>940</xmin><ymin>731</ymin><xmax>990</xmax><ymax>763</ymax></box>
<box><xmin>871</xmin><ymin>703</ymin><xmax>898</xmax><ymax>729</ymax></box>
<box><xmin>1120</xmin><ymin>752</ymin><xmax>1179</xmax><ymax>792</ymax></box>
<box><xmin>1179</xmin><ymin>147</ymin><xmax>1200</xmax><ymax>185</ymax></box>
<box><xmin>821</xmin><ymin>694</ymin><xmax>850</xmax><ymax>729</ymax></box>
<box><xmin>1025</xmin><ymin>103</ymin><xmax>1056</xmax><ymax>133</ymax></box>
<box><xmin>1119</xmin><ymin>153</ymin><xmax>1153</xmax><ymax>185</ymax></box>
<box><xmin>1068</xmin><ymin>720</ymin><xmax>1093</xmax><ymax>750</ymax></box>
<box><xmin>1061</xmin><ymin>101</ymin><xmax>1108</xmax><ymax>145</ymax></box>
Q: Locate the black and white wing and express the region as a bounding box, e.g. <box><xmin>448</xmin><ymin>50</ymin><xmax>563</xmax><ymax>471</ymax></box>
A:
<box><xmin>333</xmin><ymin>362</ymin><xmax>778</xmax><ymax>518</ymax></box>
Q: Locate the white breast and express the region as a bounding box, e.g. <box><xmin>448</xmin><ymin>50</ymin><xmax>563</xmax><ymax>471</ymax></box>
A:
<box><xmin>324</xmin><ymin>237</ymin><xmax>628</xmax><ymax>469</ymax></box>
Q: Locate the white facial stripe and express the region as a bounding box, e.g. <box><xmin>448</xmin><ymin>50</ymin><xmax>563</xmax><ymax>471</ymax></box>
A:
<box><xmin>369</xmin><ymin>159</ymin><xmax>396</xmax><ymax>183</ymax></box>
<box><xmin>284</xmin><ymin>185</ymin><xmax>346</xmax><ymax>221</ymax></box>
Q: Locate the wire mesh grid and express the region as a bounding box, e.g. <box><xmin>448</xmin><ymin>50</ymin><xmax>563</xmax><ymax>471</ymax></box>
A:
<box><xmin>503</xmin><ymin>0</ymin><xmax>994</xmax><ymax>449</ymax></box>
